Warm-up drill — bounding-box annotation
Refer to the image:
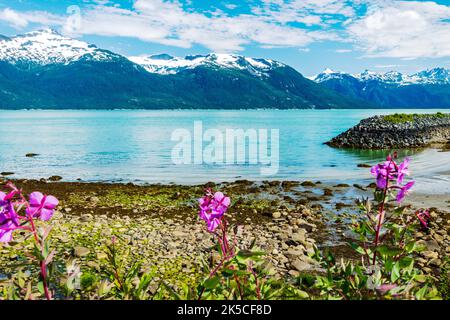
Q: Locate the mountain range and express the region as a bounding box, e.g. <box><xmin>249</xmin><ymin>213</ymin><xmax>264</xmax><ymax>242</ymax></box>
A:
<box><xmin>313</xmin><ymin>68</ymin><xmax>450</xmax><ymax>108</ymax></box>
<box><xmin>0</xmin><ymin>29</ymin><xmax>449</xmax><ymax>109</ymax></box>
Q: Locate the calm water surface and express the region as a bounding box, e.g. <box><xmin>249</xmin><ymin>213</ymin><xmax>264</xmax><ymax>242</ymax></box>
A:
<box><xmin>0</xmin><ymin>109</ymin><xmax>449</xmax><ymax>194</ymax></box>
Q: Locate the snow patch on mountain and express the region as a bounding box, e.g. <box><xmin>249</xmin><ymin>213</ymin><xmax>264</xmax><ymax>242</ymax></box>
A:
<box><xmin>128</xmin><ymin>53</ymin><xmax>285</xmax><ymax>76</ymax></box>
<box><xmin>312</xmin><ymin>68</ymin><xmax>349</xmax><ymax>82</ymax></box>
<box><xmin>0</xmin><ymin>29</ymin><xmax>119</xmax><ymax>66</ymax></box>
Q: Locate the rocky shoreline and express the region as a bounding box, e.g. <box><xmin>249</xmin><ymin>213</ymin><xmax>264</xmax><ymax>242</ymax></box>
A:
<box><xmin>326</xmin><ymin>113</ymin><xmax>450</xmax><ymax>149</ymax></box>
<box><xmin>0</xmin><ymin>179</ymin><xmax>448</xmax><ymax>289</ymax></box>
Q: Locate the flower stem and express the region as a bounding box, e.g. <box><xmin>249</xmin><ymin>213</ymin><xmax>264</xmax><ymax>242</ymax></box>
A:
<box><xmin>372</xmin><ymin>163</ymin><xmax>391</xmax><ymax>266</ymax></box>
<box><xmin>28</xmin><ymin>215</ymin><xmax>51</xmax><ymax>300</ymax></box>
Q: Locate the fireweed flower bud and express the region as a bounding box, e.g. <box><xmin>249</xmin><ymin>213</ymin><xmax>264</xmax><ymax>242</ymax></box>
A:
<box><xmin>416</xmin><ymin>209</ymin><xmax>431</xmax><ymax>230</ymax></box>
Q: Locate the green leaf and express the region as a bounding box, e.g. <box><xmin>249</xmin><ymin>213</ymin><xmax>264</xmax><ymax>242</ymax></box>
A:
<box><xmin>398</xmin><ymin>256</ymin><xmax>414</xmax><ymax>271</ymax></box>
<box><xmin>203</xmin><ymin>276</ymin><xmax>220</xmax><ymax>290</ymax></box>
<box><xmin>237</xmin><ymin>249</ymin><xmax>265</xmax><ymax>258</ymax></box>
<box><xmin>404</xmin><ymin>241</ymin><xmax>417</xmax><ymax>253</ymax></box>
<box><xmin>391</xmin><ymin>262</ymin><xmax>400</xmax><ymax>282</ymax></box>
<box><xmin>392</xmin><ymin>206</ymin><xmax>406</xmax><ymax>216</ymax></box>
<box><xmin>349</xmin><ymin>242</ymin><xmax>367</xmax><ymax>255</ymax></box>
<box><xmin>377</xmin><ymin>245</ymin><xmax>402</xmax><ymax>258</ymax></box>
<box><xmin>162</xmin><ymin>282</ymin><xmax>181</xmax><ymax>300</ymax></box>
<box><xmin>414</xmin><ymin>275</ymin><xmax>427</xmax><ymax>283</ymax></box>
<box><xmin>37</xmin><ymin>281</ymin><xmax>45</xmax><ymax>295</ymax></box>
<box><xmin>249</xmin><ymin>237</ymin><xmax>257</xmax><ymax>250</ymax></box>
<box><xmin>415</xmin><ymin>285</ymin><xmax>428</xmax><ymax>300</ymax></box>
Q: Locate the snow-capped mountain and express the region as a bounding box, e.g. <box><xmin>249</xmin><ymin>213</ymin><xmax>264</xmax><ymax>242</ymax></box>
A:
<box><xmin>314</xmin><ymin>68</ymin><xmax>450</xmax><ymax>86</ymax></box>
<box><xmin>0</xmin><ymin>28</ymin><xmax>448</xmax><ymax>109</ymax></box>
<box><xmin>128</xmin><ymin>53</ymin><xmax>285</xmax><ymax>77</ymax></box>
<box><xmin>0</xmin><ymin>28</ymin><xmax>120</xmax><ymax>67</ymax></box>
<box><xmin>311</xmin><ymin>68</ymin><xmax>348</xmax><ymax>82</ymax></box>
<box><xmin>413</xmin><ymin>68</ymin><xmax>450</xmax><ymax>85</ymax></box>
<box><xmin>313</xmin><ymin>67</ymin><xmax>450</xmax><ymax>108</ymax></box>
<box><xmin>0</xmin><ymin>28</ymin><xmax>287</xmax><ymax>78</ymax></box>
<box><xmin>0</xmin><ymin>29</ymin><xmax>364</xmax><ymax>109</ymax></box>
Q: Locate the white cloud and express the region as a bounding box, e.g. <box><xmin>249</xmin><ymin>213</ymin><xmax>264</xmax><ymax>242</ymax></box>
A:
<box><xmin>0</xmin><ymin>8</ymin><xmax>29</xmax><ymax>28</ymax></box>
<box><xmin>0</xmin><ymin>8</ymin><xmax>65</xmax><ymax>29</ymax></box>
<box><xmin>348</xmin><ymin>1</ymin><xmax>450</xmax><ymax>59</ymax></box>
<box><xmin>254</xmin><ymin>0</ymin><xmax>360</xmax><ymax>26</ymax></box>
<box><xmin>374</xmin><ymin>64</ymin><xmax>404</xmax><ymax>69</ymax></box>
<box><xmin>335</xmin><ymin>49</ymin><xmax>352</xmax><ymax>53</ymax></box>
<box><xmin>224</xmin><ymin>4</ymin><xmax>238</xmax><ymax>10</ymax></box>
<box><xmin>1</xmin><ymin>0</ymin><xmax>449</xmax><ymax>60</ymax></box>
<box><xmin>0</xmin><ymin>0</ymin><xmax>343</xmax><ymax>52</ymax></box>
<box><xmin>69</xmin><ymin>0</ymin><xmax>335</xmax><ymax>51</ymax></box>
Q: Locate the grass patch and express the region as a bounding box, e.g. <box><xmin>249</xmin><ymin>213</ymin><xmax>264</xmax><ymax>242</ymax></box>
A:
<box><xmin>383</xmin><ymin>112</ymin><xmax>450</xmax><ymax>123</ymax></box>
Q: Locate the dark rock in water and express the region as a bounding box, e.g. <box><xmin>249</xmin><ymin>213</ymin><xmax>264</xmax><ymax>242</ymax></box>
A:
<box><xmin>335</xmin><ymin>202</ymin><xmax>349</xmax><ymax>210</ymax></box>
<box><xmin>325</xmin><ymin>113</ymin><xmax>450</xmax><ymax>149</ymax></box>
<box><xmin>366</xmin><ymin>182</ymin><xmax>377</xmax><ymax>189</ymax></box>
<box><xmin>48</xmin><ymin>175</ymin><xmax>63</xmax><ymax>182</ymax></box>
<box><xmin>1</xmin><ymin>172</ymin><xmax>14</xmax><ymax>176</ymax></box>
<box><xmin>334</xmin><ymin>183</ymin><xmax>350</xmax><ymax>188</ymax></box>
<box><xmin>25</xmin><ymin>153</ymin><xmax>39</xmax><ymax>157</ymax></box>
<box><xmin>301</xmin><ymin>181</ymin><xmax>315</xmax><ymax>187</ymax></box>
<box><xmin>357</xmin><ymin>163</ymin><xmax>372</xmax><ymax>168</ymax></box>
<box><xmin>268</xmin><ymin>181</ymin><xmax>280</xmax><ymax>187</ymax></box>
<box><xmin>440</xmin><ymin>140</ymin><xmax>450</xmax><ymax>151</ymax></box>
<box><xmin>281</xmin><ymin>181</ymin><xmax>300</xmax><ymax>189</ymax></box>
<box><xmin>353</xmin><ymin>184</ymin><xmax>367</xmax><ymax>191</ymax></box>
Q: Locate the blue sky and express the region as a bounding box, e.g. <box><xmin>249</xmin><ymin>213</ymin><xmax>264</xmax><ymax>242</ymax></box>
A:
<box><xmin>0</xmin><ymin>0</ymin><xmax>449</xmax><ymax>77</ymax></box>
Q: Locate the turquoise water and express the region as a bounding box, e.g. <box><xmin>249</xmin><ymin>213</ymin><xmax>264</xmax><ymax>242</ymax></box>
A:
<box><xmin>0</xmin><ymin>109</ymin><xmax>449</xmax><ymax>193</ymax></box>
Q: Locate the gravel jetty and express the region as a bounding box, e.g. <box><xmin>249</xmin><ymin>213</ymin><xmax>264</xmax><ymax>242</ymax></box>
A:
<box><xmin>326</xmin><ymin>113</ymin><xmax>450</xmax><ymax>149</ymax></box>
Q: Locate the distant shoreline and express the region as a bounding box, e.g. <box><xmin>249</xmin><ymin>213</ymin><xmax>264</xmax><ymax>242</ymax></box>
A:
<box><xmin>2</xmin><ymin>178</ymin><xmax>449</xmax><ymax>213</ymax></box>
<box><xmin>1</xmin><ymin>107</ymin><xmax>450</xmax><ymax>111</ymax></box>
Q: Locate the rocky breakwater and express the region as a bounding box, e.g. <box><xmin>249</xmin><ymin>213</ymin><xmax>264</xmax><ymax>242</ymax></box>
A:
<box><xmin>326</xmin><ymin>113</ymin><xmax>450</xmax><ymax>149</ymax></box>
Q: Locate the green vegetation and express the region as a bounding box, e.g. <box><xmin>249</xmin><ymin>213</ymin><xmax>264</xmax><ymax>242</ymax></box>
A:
<box><xmin>383</xmin><ymin>112</ymin><xmax>450</xmax><ymax>123</ymax></box>
<box><xmin>0</xmin><ymin>60</ymin><xmax>366</xmax><ymax>110</ymax></box>
<box><xmin>1</xmin><ymin>165</ymin><xmax>448</xmax><ymax>300</ymax></box>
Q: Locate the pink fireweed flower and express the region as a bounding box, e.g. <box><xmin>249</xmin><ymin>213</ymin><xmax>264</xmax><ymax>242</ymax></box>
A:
<box><xmin>396</xmin><ymin>157</ymin><xmax>410</xmax><ymax>184</ymax></box>
<box><xmin>416</xmin><ymin>209</ymin><xmax>431</xmax><ymax>230</ymax></box>
<box><xmin>0</xmin><ymin>192</ymin><xmax>20</xmax><ymax>242</ymax></box>
<box><xmin>0</xmin><ymin>220</ymin><xmax>17</xmax><ymax>242</ymax></box>
<box><xmin>0</xmin><ymin>191</ymin><xmax>6</xmax><ymax>206</ymax></box>
<box><xmin>26</xmin><ymin>192</ymin><xmax>59</xmax><ymax>221</ymax></box>
<box><xmin>396</xmin><ymin>181</ymin><xmax>415</xmax><ymax>203</ymax></box>
<box><xmin>371</xmin><ymin>158</ymin><xmax>396</xmax><ymax>189</ymax></box>
<box><xmin>1</xmin><ymin>185</ymin><xmax>20</xmax><ymax>202</ymax></box>
<box><xmin>198</xmin><ymin>190</ymin><xmax>231</xmax><ymax>232</ymax></box>
<box><xmin>371</xmin><ymin>155</ymin><xmax>415</xmax><ymax>202</ymax></box>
